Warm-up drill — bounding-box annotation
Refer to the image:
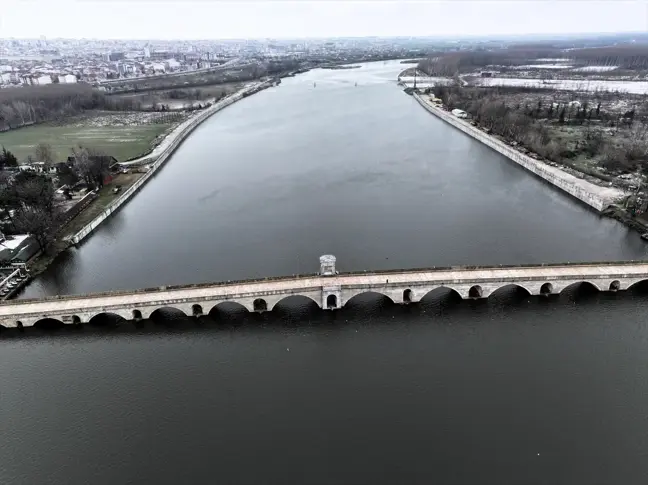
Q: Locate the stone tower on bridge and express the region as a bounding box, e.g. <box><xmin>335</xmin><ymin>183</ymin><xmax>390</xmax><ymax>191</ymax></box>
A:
<box><xmin>319</xmin><ymin>255</ymin><xmax>337</xmax><ymax>276</ymax></box>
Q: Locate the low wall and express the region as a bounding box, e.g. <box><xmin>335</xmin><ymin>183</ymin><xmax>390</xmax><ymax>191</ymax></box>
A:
<box><xmin>70</xmin><ymin>81</ymin><xmax>273</xmax><ymax>245</ymax></box>
<box><xmin>413</xmin><ymin>93</ymin><xmax>619</xmax><ymax>211</ymax></box>
<box><xmin>57</xmin><ymin>191</ymin><xmax>98</xmax><ymax>231</ymax></box>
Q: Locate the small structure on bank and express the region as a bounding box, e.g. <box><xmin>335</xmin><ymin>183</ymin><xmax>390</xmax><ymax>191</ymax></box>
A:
<box><xmin>451</xmin><ymin>108</ymin><xmax>468</xmax><ymax>119</ymax></box>
<box><xmin>0</xmin><ymin>234</ymin><xmax>39</xmax><ymax>263</ymax></box>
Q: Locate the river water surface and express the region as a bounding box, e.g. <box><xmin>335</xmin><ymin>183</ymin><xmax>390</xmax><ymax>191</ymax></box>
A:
<box><xmin>4</xmin><ymin>61</ymin><xmax>648</xmax><ymax>484</ymax></box>
<box><xmin>18</xmin><ymin>61</ymin><xmax>648</xmax><ymax>297</ymax></box>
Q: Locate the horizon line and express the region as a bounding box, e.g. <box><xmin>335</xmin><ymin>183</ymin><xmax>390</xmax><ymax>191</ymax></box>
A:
<box><xmin>1</xmin><ymin>31</ymin><xmax>646</xmax><ymax>43</ymax></box>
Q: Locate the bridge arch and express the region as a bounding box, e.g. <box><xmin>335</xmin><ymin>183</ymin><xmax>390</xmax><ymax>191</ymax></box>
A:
<box><xmin>34</xmin><ymin>318</ymin><xmax>65</xmax><ymax>330</ymax></box>
<box><xmin>271</xmin><ymin>295</ymin><xmax>320</xmax><ymax>311</ymax></box>
<box><xmin>192</xmin><ymin>304</ymin><xmax>203</xmax><ymax>316</ymax></box>
<box><xmin>149</xmin><ymin>307</ymin><xmax>188</xmax><ymax>322</ymax></box>
<box><xmin>403</xmin><ymin>289</ymin><xmax>413</xmax><ymax>303</ymax></box>
<box><xmin>419</xmin><ymin>286</ymin><xmax>463</xmax><ymax>302</ymax></box>
<box><xmin>343</xmin><ymin>291</ymin><xmax>394</xmax><ymax>308</ymax></box>
<box><xmin>560</xmin><ymin>281</ymin><xmax>601</xmax><ymax>293</ymax></box>
<box><xmin>253</xmin><ymin>298</ymin><xmax>268</xmax><ymax>313</ymax></box>
<box><xmin>88</xmin><ymin>312</ymin><xmax>126</xmax><ymax>326</ymax></box>
<box><xmin>132</xmin><ymin>309</ymin><xmax>143</xmax><ymax>320</ymax></box>
<box><xmin>540</xmin><ymin>282</ymin><xmax>554</xmax><ymax>295</ymax></box>
<box><xmin>326</xmin><ymin>294</ymin><xmax>338</xmax><ymax>309</ymax></box>
<box><xmin>468</xmin><ymin>285</ymin><xmax>483</xmax><ymax>298</ymax></box>
<box><xmin>488</xmin><ymin>284</ymin><xmax>532</xmax><ymax>299</ymax></box>
<box><xmin>559</xmin><ymin>281</ymin><xmax>601</xmax><ymax>300</ymax></box>
<box><xmin>609</xmin><ymin>280</ymin><xmax>621</xmax><ymax>292</ymax></box>
<box><xmin>627</xmin><ymin>279</ymin><xmax>648</xmax><ymax>291</ymax></box>
<box><xmin>209</xmin><ymin>301</ymin><xmax>249</xmax><ymax>319</ymax></box>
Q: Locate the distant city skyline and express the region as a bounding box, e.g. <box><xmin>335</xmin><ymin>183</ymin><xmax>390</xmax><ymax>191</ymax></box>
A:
<box><xmin>2</xmin><ymin>0</ymin><xmax>646</xmax><ymax>40</ymax></box>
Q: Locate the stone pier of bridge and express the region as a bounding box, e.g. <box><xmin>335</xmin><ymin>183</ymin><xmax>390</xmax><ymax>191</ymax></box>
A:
<box><xmin>1</xmin><ymin>255</ymin><xmax>648</xmax><ymax>328</ymax></box>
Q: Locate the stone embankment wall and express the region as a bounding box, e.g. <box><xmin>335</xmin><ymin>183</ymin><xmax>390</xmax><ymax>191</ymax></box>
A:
<box><xmin>70</xmin><ymin>81</ymin><xmax>273</xmax><ymax>245</ymax></box>
<box><xmin>413</xmin><ymin>93</ymin><xmax>622</xmax><ymax>211</ymax></box>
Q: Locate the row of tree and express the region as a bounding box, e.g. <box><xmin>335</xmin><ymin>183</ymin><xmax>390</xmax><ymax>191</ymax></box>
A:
<box><xmin>565</xmin><ymin>46</ymin><xmax>648</xmax><ymax>70</ymax></box>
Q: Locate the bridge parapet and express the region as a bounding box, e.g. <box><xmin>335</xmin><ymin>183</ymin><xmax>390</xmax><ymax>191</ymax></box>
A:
<box><xmin>2</xmin><ymin>256</ymin><xmax>647</xmax><ymax>328</ymax></box>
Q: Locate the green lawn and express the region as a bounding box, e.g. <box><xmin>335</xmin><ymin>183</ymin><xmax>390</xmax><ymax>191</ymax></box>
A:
<box><xmin>0</xmin><ymin>122</ymin><xmax>173</xmax><ymax>163</ymax></box>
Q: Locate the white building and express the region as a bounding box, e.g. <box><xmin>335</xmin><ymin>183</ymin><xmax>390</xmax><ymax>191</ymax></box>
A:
<box><xmin>451</xmin><ymin>109</ymin><xmax>468</xmax><ymax>119</ymax></box>
<box><xmin>164</xmin><ymin>59</ymin><xmax>180</xmax><ymax>71</ymax></box>
<box><xmin>59</xmin><ymin>74</ymin><xmax>77</xmax><ymax>84</ymax></box>
<box><xmin>36</xmin><ymin>75</ymin><xmax>52</xmax><ymax>85</ymax></box>
<box><xmin>18</xmin><ymin>162</ymin><xmax>57</xmax><ymax>174</ymax></box>
<box><xmin>0</xmin><ymin>234</ymin><xmax>33</xmax><ymax>262</ymax></box>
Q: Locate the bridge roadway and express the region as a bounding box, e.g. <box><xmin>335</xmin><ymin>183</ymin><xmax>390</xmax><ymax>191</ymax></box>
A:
<box><xmin>2</xmin><ymin>256</ymin><xmax>648</xmax><ymax>328</ymax></box>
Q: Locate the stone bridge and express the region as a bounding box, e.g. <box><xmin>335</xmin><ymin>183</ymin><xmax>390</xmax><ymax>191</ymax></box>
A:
<box><xmin>2</xmin><ymin>255</ymin><xmax>648</xmax><ymax>328</ymax></box>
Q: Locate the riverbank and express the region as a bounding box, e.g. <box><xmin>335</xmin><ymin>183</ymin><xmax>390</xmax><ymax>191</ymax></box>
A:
<box><xmin>70</xmin><ymin>80</ymin><xmax>273</xmax><ymax>244</ymax></box>
<box><xmin>15</xmin><ymin>80</ymin><xmax>273</xmax><ymax>290</ymax></box>
<box><xmin>412</xmin><ymin>92</ymin><xmax>625</xmax><ymax>211</ymax></box>
<box><xmin>120</xmin><ymin>84</ymin><xmax>256</xmax><ymax>166</ymax></box>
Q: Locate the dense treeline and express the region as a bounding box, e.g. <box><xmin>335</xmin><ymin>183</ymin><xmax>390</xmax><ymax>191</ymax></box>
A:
<box><xmin>567</xmin><ymin>46</ymin><xmax>648</xmax><ymax>69</ymax></box>
<box><xmin>104</xmin><ymin>64</ymin><xmax>264</xmax><ymax>94</ymax></box>
<box><xmin>431</xmin><ymin>84</ymin><xmax>648</xmax><ymax>173</ymax></box>
<box><xmin>418</xmin><ymin>45</ymin><xmax>648</xmax><ymax>76</ymax></box>
<box><xmin>418</xmin><ymin>48</ymin><xmax>560</xmax><ymax>75</ymax></box>
<box><xmin>0</xmin><ymin>84</ymin><xmax>142</xmax><ymax>131</ymax></box>
<box><xmin>264</xmin><ymin>59</ymin><xmax>302</xmax><ymax>75</ymax></box>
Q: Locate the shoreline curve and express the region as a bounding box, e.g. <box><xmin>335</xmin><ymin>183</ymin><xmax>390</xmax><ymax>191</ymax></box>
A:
<box><xmin>69</xmin><ymin>80</ymin><xmax>274</xmax><ymax>245</ymax></box>
<box><xmin>412</xmin><ymin>92</ymin><xmax>624</xmax><ymax>211</ymax></box>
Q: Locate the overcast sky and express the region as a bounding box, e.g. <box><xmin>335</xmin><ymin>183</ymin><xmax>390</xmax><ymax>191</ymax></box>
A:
<box><xmin>2</xmin><ymin>0</ymin><xmax>646</xmax><ymax>40</ymax></box>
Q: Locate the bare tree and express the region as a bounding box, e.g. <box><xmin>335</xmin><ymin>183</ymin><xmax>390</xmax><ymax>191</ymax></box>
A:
<box><xmin>34</xmin><ymin>142</ymin><xmax>55</xmax><ymax>169</ymax></box>
<box><xmin>12</xmin><ymin>172</ymin><xmax>55</xmax><ymax>213</ymax></box>
<box><xmin>13</xmin><ymin>206</ymin><xmax>59</xmax><ymax>251</ymax></box>
<box><xmin>70</xmin><ymin>146</ymin><xmax>111</xmax><ymax>189</ymax></box>
<box><xmin>0</xmin><ymin>171</ymin><xmax>17</xmax><ymax>231</ymax></box>
<box><xmin>0</xmin><ymin>146</ymin><xmax>18</xmax><ymax>168</ymax></box>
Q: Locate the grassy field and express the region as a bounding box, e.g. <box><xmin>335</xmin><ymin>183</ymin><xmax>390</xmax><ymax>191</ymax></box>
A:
<box><xmin>0</xmin><ymin>121</ymin><xmax>173</xmax><ymax>163</ymax></box>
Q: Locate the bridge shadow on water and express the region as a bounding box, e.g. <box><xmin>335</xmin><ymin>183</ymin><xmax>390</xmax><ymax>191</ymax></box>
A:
<box><xmin>5</xmin><ymin>281</ymin><xmax>648</xmax><ymax>340</ymax></box>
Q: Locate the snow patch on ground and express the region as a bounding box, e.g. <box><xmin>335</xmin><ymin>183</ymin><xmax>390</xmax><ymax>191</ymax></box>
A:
<box><xmin>476</xmin><ymin>78</ymin><xmax>648</xmax><ymax>94</ymax></box>
<box><xmin>399</xmin><ymin>76</ymin><xmax>453</xmax><ymax>86</ymax></box>
<box><xmin>72</xmin><ymin>111</ymin><xmax>186</xmax><ymax>128</ymax></box>
<box><xmin>513</xmin><ymin>64</ymin><xmax>573</xmax><ymax>69</ymax></box>
<box><xmin>571</xmin><ymin>66</ymin><xmax>619</xmax><ymax>72</ymax></box>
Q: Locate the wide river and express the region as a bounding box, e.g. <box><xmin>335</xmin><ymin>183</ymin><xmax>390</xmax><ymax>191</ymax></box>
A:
<box><xmin>4</xmin><ymin>61</ymin><xmax>648</xmax><ymax>484</ymax></box>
